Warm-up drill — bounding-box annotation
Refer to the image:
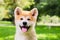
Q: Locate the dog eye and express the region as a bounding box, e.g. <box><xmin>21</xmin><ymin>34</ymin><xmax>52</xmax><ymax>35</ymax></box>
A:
<box><xmin>20</xmin><ymin>18</ymin><xmax>23</xmax><ymax>20</ymax></box>
<box><xmin>27</xmin><ymin>18</ymin><xmax>30</xmax><ymax>20</ymax></box>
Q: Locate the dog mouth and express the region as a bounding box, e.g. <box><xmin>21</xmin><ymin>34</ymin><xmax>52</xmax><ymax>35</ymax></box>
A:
<box><xmin>19</xmin><ymin>26</ymin><xmax>30</xmax><ymax>32</ymax></box>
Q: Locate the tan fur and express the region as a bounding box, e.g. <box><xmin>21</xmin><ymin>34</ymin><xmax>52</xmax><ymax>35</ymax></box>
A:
<box><xmin>14</xmin><ymin>7</ymin><xmax>38</xmax><ymax>40</ymax></box>
<box><xmin>15</xmin><ymin>11</ymin><xmax>35</xmax><ymax>21</ymax></box>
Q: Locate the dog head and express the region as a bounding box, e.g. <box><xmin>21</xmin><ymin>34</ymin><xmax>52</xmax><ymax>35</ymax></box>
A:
<box><xmin>14</xmin><ymin>7</ymin><xmax>38</xmax><ymax>33</ymax></box>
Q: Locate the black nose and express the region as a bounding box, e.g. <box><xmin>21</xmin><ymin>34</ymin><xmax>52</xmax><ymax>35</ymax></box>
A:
<box><xmin>23</xmin><ymin>22</ymin><xmax>27</xmax><ymax>25</ymax></box>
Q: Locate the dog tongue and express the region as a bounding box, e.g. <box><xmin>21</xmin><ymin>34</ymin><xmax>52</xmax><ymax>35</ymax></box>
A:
<box><xmin>22</xmin><ymin>28</ymin><xmax>27</xmax><ymax>32</ymax></box>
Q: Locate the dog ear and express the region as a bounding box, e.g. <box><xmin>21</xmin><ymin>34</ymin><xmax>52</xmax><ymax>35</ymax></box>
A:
<box><xmin>14</xmin><ymin>7</ymin><xmax>22</xmax><ymax>15</ymax></box>
<box><xmin>31</xmin><ymin>8</ymin><xmax>38</xmax><ymax>18</ymax></box>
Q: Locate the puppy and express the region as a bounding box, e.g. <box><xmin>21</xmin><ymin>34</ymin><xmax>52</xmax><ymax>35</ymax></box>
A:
<box><xmin>14</xmin><ymin>7</ymin><xmax>38</xmax><ymax>40</ymax></box>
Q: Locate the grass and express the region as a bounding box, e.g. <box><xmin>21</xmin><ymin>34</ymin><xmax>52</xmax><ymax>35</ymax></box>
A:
<box><xmin>0</xmin><ymin>21</ymin><xmax>60</xmax><ymax>40</ymax></box>
<box><xmin>36</xmin><ymin>25</ymin><xmax>60</xmax><ymax>40</ymax></box>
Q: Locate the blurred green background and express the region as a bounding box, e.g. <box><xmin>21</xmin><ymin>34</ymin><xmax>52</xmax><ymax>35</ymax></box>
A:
<box><xmin>0</xmin><ymin>0</ymin><xmax>60</xmax><ymax>40</ymax></box>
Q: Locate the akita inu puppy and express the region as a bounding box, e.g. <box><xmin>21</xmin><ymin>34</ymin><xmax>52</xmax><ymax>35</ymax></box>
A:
<box><xmin>14</xmin><ymin>7</ymin><xmax>38</xmax><ymax>40</ymax></box>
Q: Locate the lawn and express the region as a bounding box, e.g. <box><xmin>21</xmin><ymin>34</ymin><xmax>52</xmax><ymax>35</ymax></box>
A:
<box><xmin>0</xmin><ymin>21</ymin><xmax>60</xmax><ymax>40</ymax></box>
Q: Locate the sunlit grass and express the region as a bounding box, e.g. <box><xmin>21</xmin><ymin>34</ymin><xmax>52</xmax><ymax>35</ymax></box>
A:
<box><xmin>48</xmin><ymin>34</ymin><xmax>58</xmax><ymax>39</ymax></box>
<box><xmin>0</xmin><ymin>35</ymin><xmax>14</xmax><ymax>40</ymax></box>
<box><xmin>37</xmin><ymin>34</ymin><xmax>59</xmax><ymax>40</ymax></box>
<box><xmin>37</xmin><ymin>34</ymin><xmax>47</xmax><ymax>39</ymax></box>
<box><xmin>0</xmin><ymin>21</ymin><xmax>60</xmax><ymax>40</ymax></box>
<box><xmin>0</xmin><ymin>21</ymin><xmax>12</xmax><ymax>24</ymax></box>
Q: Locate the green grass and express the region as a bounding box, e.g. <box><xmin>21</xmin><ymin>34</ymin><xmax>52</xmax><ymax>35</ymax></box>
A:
<box><xmin>36</xmin><ymin>25</ymin><xmax>60</xmax><ymax>40</ymax></box>
<box><xmin>0</xmin><ymin>21</ymin><xmax>60</xmax><ymax>40</ymax></box>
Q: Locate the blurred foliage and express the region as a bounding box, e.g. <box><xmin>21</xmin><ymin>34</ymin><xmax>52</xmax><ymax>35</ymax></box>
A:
<box><xmin>34</xmin><ymin>0</ymin><xmax>60</xmax><ymax>22</ymax></box>
<box><xmin>51</xmin><ymin>16</ymin><xmax>60</xmax><ymax>23</ymax></box>
<box><xmin>40</xmin><ymin>15</ymin><xmax>60</xmax><ymax>24</ymax></box>
<box><xmin>0</xmin><ymin>0</ymin><xmax>34</xmax><ymax>21</ymax></box>
<box><xmin>0</xmin><ymin>0</ymin><xmax>60</xmax><ymax>23</ymax></box>
<box><xmin>35</xmin><ymin>0</ymin><xmax>60</xmax><ymax>16</ymax></box>
<box><xmin>16</xmin><ymin>0</ymin><xmax>34</xmax><ymax>9</ymax></box>
<box><xmin>40</xmin><ymin>15</ymin><xmax>51</xmax><ymax>23</ymax></box>
<box><xmin>0</xmin><ymin>0</ymin><xmax>16</xmax><ymax>21</ymax></box>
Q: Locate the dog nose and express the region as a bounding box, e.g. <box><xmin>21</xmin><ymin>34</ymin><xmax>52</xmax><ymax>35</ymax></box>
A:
<box><xmin>23</xmin><ymin>22</ymin><xmax>27</xmax><ymax>25</ymax></box>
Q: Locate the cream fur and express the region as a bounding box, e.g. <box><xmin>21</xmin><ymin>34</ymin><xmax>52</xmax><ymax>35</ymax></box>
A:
<box><xmin>14</xmin><ymin>7</ymin><xmax>38</xmax><ymax>40</ymax></box>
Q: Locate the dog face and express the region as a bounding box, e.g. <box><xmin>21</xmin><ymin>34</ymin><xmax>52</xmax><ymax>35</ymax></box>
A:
<box><xmin>14</xmin><ymin>7</ymin><xmax>38</xmax><ymax>32</ymax></box>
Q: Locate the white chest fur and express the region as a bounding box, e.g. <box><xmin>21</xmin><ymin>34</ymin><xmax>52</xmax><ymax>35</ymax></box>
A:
<box><xmin>15</xmin><ymin>29</ymin><xmax>37</xmax><ymax>40</ymax></box>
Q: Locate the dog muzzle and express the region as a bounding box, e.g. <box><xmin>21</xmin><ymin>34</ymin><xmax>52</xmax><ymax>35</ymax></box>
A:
<box><xmin>20</xmin><ymin>26</ymin><xmax>30</xmax><ymax>32</ymax></box>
